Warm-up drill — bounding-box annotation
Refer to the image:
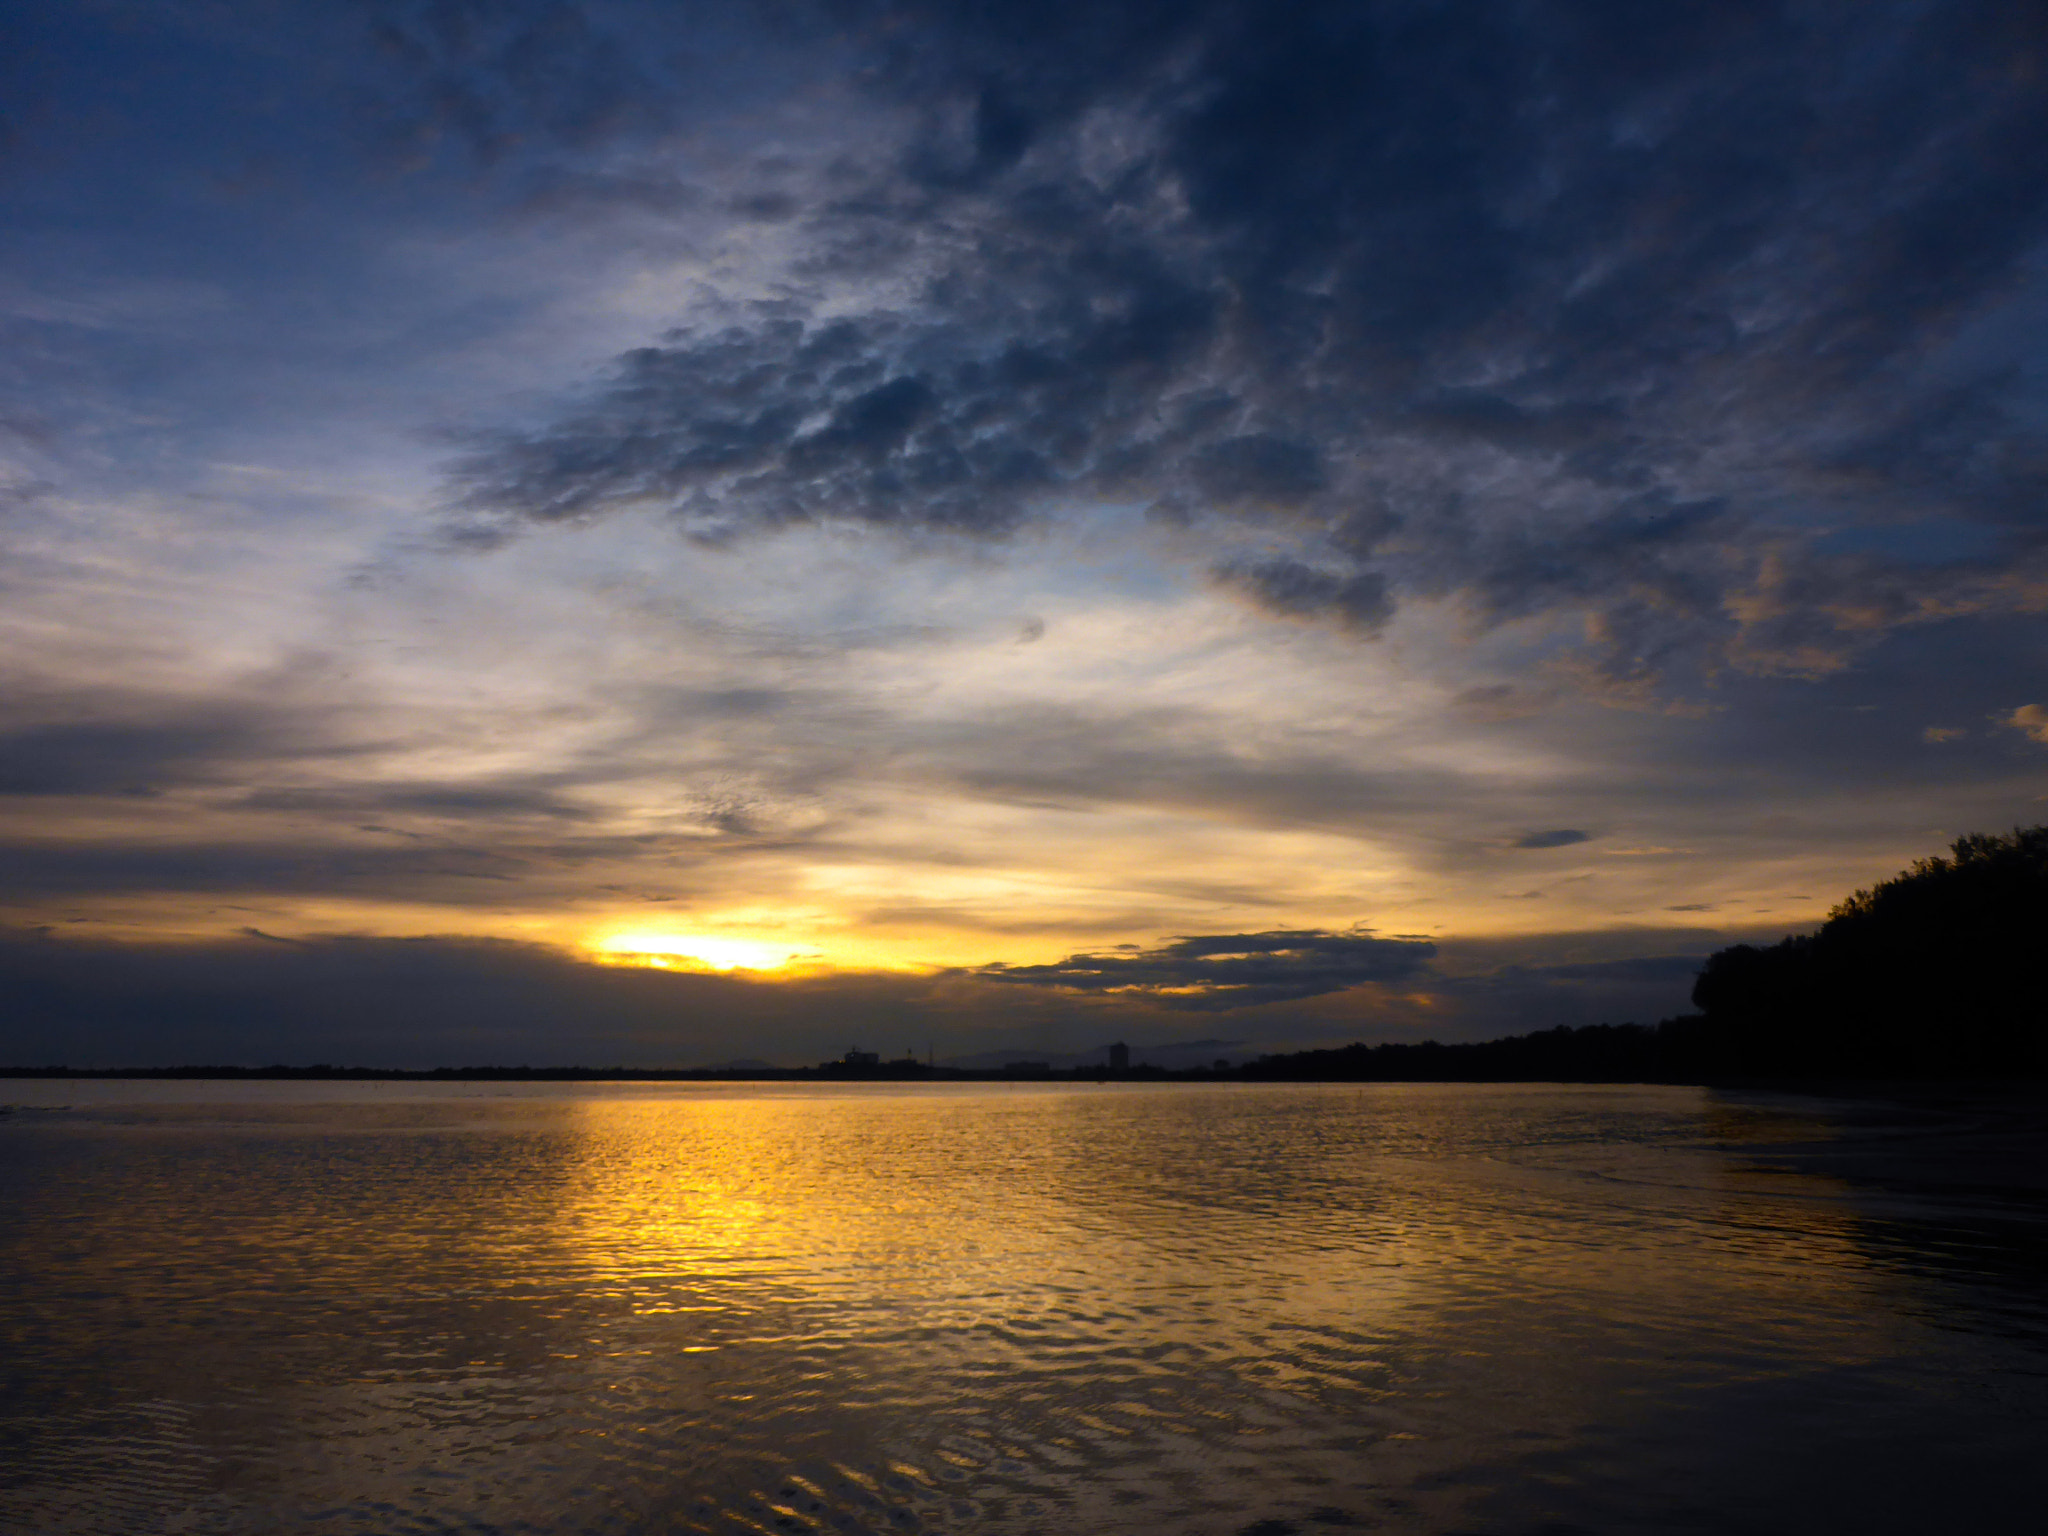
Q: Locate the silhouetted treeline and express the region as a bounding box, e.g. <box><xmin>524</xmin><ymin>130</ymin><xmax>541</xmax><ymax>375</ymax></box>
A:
<box><xmin>1245</xmin><ymin>827</ymin><xmax>2048</xmax><ymax>1084</ymax></box>
<box><xmin>1688</xmin><ymin>826</ymin><xmax>2048</xmax><ymax>1078</ymax></box>
<box><xmin>1238</xmin><ymin>1021</ymin><xmax>1700</xmax><ymax>1082</ymax></box>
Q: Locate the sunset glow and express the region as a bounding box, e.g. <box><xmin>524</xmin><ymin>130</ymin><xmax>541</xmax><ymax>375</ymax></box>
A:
<box><xmin>594</xmin><ymin>934</ymin><xmax>819</xmax><ymax>973</ymax></box>
<box><xmin>4</xmin><ymin>0</ymin><xmax>2045</xmax><ymax>1070</ymax></box>
<box><xmin>6</xmin><ymin>10</ymin><xmax>2041</xmax><ymax>1534</ymax></box>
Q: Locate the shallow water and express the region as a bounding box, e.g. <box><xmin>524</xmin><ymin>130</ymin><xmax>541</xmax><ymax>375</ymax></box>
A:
<box><xmin>1</xmin><ymin>1081</ymin><xmax>2041</xmax><ymax>1535</ymax></box>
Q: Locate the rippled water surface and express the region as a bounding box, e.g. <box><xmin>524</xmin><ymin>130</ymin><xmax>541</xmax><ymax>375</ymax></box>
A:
<box><xmin>2</xmin><ymin>1081</ymin><xmax>2043</xmax><ymax>1535</ymax></box>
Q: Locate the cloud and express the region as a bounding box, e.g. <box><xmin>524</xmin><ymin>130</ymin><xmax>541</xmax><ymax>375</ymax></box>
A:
<box><xmin>1191</xmin><ymin>435</ymin><xmax>1328</xmax><ymax>508</ymax></box>
<box><xmin>970</xmin><ymin>928</ymin><xmax>1437</xmax><ymax>1009</ymax></box>
<box><xmin>1451</xmin><ymin>684</ymin><xmax>1556</xmax><ymax>721</ymax></box>
<box><xmin>0</xmin><ymin>703</ymin><xmax>347</xmax><ymax>798</ymax></box>
<box><xmin>0</xmin><ymin>719</ymin><xmax>258</xmax><ymax>797</ymax></box>
<box><xmin>432</xmin><ymin>0</ymin><xmax>2048</xmax><ymax>691</ymax></box>
<box><xmin>449</xmin><ymin>265</ymin><xmax>1226</xmax><ymax>542</ymax></box>
<box><xmin>8</xmin><ymin>1</ymin><xmax>2048</xmax><ymax>1045</ymax></box>
<box><xmin>1513</xmin><ymin>830</ymin><xmax>1593</xmax><ymax>850</ymax></box>
<box><xmin>1213</xmin><ymin>559</ymin><xmax>1394</xmax><ymax>635</ymax></box>
<box><xmin>2006</xmin><ymin>704</ymin><xmax>2048</xmax><ymax>743</ymax></box>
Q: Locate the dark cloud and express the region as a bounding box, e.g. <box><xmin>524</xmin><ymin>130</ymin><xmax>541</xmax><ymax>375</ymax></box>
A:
<box><xmin>1191</xmin><ymin>435</ymin><xmax>1327</xmax><ymax>508</ymax></box>
<box><xmin>1213</xmin><ymin>558</ymin><xmax>1394</xmax><ymax>634</ymax></box>
<box><xmin>450</xmin><ymin>254</ymin><xmax>1226</xmax><ymax>540</ymax></box>
<box><xmin>0</xmin><ymin>714</ymin><xmax>320</xmax><ymax>798</ymax></box>
<box><xmin>440</xmin><ymin>0</ymin><xmax>2048</xmax><ymax>688</ymax></box>
<box><xmin>235</xmin><ymin>782</ymin><xmax>596</xmax><ymax>821</ymax></box>
<box><xmin>0</xmin><ymin>721</ymin><xmax>231</xmax><ymax>798</ymax></box>
<box><xmin>1513</xmin><ymin>830</ymin><xmax>1593</xmax><ymax>849</ymax></box>
<box><xmin>0</xmin><ymin>837</ymin><xmax>533</xmax><ymax>901</ymax></box>
<box><xmin>971</xmin><ymin>928</ymin><xmax>1437</xmax><ymax>1009</ymax></box>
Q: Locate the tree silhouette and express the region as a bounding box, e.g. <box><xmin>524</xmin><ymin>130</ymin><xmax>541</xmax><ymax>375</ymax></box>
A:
<box><xmin>1691</xmin><ymin>826</ymin><xmax>2048</xmax><ymax>1077</ymax></box>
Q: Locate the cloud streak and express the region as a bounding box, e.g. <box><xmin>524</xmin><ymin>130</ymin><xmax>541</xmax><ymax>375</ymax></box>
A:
<box><xmin>1513</xmin><ymin>830</ymin><xmax>1593</xmax><ymax>850</ymax></box>
<box><xmin>972</xmin><ymin>928</ymin><xmax>1437</xmax><ymax>1009</ymax></box>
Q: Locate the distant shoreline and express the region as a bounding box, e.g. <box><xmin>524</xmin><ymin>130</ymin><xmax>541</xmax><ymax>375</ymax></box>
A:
<box><xmin>0</xmin><ymin>1063</ymin><xmax>1570</xmax><ymax>1083</ymax></box>
<box><xmin>5</xmin><ymin>1065</ymin><xmax>2041</xmax><ymax>1096</ymax></box>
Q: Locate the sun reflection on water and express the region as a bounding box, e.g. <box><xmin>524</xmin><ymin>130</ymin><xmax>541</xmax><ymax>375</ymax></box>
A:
<box><xmin>3</xmin><ymin>1084</ymin><xmax>2043</xmax><ymax>1536</ymax></box>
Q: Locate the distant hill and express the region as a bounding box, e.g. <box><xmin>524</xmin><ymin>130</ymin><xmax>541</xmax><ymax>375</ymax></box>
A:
<box><xmin>1688</xmin><ymin>826</ymin><xmax>2048</xmax><ymax>1078</ymax></box>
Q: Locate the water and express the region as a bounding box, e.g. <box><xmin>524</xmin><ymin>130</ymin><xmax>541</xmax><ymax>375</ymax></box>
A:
<box><xmin>1</xmin><ymin>1081</ymin><xmax>2041</xmax><ymax>1535</ymax></box>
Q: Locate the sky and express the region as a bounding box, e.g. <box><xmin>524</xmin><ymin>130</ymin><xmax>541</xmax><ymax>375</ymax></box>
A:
<box><xmin>3</xmin><ymin>0</ymin><xmax>2046</xmax><ymax>1068</ymax></box>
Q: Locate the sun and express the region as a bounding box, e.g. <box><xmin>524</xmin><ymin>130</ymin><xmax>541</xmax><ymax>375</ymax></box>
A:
<box><xmin>594</xmin><ymin>932</ymin><xmax>817</xmax><ymax>973</ymax></box>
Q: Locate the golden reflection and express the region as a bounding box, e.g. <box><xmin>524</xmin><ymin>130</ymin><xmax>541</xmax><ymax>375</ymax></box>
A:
<box><xmin>489</xmin><ymin>1077</ymin><xmax>1936</xmax><ymax>1481</ymax></box>
<box><xmin>10</xmin><ymin>1084</ymin><xmax>2009</xmax><ymax>1536</ymax></box>
<box><xmin>537</xmin><ymin>1086</ymin><xmax>1901</xmax><ymax>1357</ymax></box>
<box><xmin>547</xmin><ymin>1091</ymin><xmax>1089</xmax><ymax>1312</ymax></box>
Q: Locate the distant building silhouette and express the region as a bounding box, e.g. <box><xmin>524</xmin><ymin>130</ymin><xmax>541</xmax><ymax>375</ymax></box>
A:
<box><xmin>816</xmin><ymin>1045</ymin><xmax>933</xmax><ymax>1077</ymax></box>
<box><xmin>1108</xmin><ymin>1042</ymin><xmax>1130</xmax><ymax>1070</ymax></box>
